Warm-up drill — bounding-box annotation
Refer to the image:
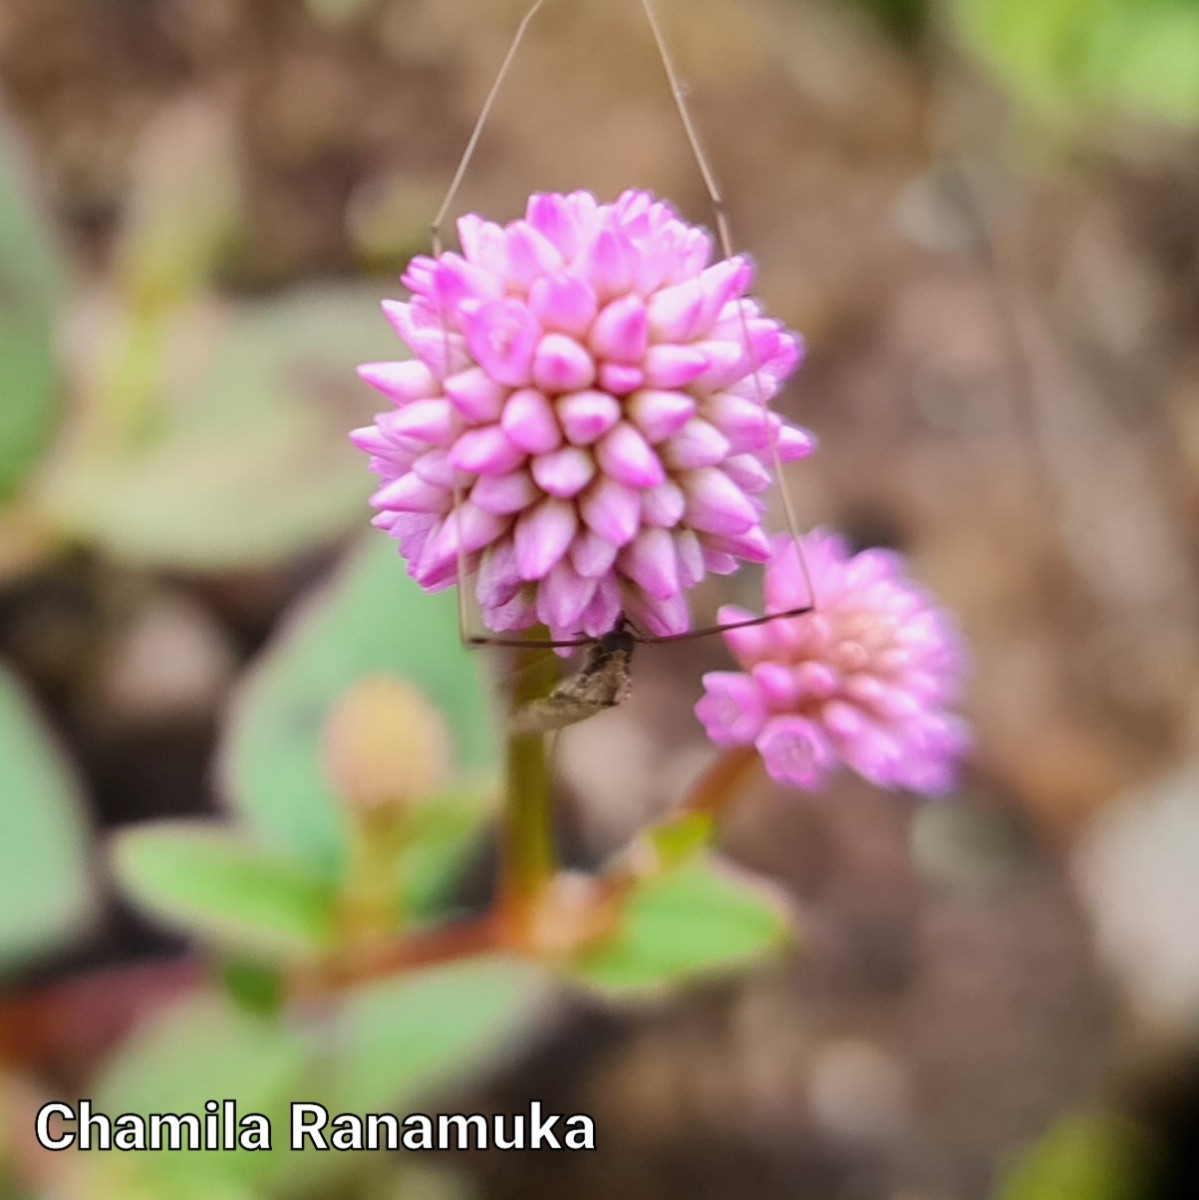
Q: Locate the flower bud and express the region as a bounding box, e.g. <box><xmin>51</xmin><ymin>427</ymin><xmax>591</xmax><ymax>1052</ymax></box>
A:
<box><xmin>321</xmin><ymin>675</ymin><xmax>450</xmax><ymax>816</ymax></box>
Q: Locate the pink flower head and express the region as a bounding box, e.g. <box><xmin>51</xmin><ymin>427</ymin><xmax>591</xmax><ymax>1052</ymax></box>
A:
<box><xmin>352</xmin><ymin>190</ymin><xmax>813</xmax><ymax>641</ymax></box>
<box><xmin>696</xmin><ymin>531</ymin><xmax>970</xmax><ymax>795</ymax></box>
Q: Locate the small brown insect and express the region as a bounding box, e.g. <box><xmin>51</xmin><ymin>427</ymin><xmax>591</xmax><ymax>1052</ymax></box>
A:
<box><xmin>502</xmin><ymin>603</ymin><xmax>815</xmax><ymax>735</ymax></box>
<box><xmin>507</xmin><ymin>618</ymin><xmax>637</xmax><ymax>735</ymax></box>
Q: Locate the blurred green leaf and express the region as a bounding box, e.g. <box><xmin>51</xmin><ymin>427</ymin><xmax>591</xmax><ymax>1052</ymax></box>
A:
<box><xmin>94</xmin><ymin>959</ymin><xmax>541</xmax><ymax>1195</ymax></box>
<box><xmin>221</xmin><ymin>535</ymin><xmax>497</xmax><ymax>870</ymax></box>
<box><xmin>0</xmin><ymin>121</ymin><xmax>65</xmax><ymax>502</ymax></box>
<box><xmin>97</xmin><ymin>995</ymin><xmax>316</xmax><ymax>1194</ymax></box>
<box><xmin>955</xmin><ymin>0</ymin><xmax>1199</xmax><ymax>127</ymax></box>
<box><xmin>332</xmin><ymin>956</ymin><xmax>544</xmax><ymax>1112</ymax></box>
<box><xmin>641</xmin><ymin>811</ymin><xmax>716</xmax><ymax>872</ymax></box>
<box><xmin>0</xmin><ymin>665</ymin><xmax>92</xmax><ymax>976</ymax></box>
<box><xmin>996</xmin><ymin>1113</ymin><xmax>1152</xmax><ymax>1200</ymax></box>
<box><xmin>572</xmin><ymin>858</ymin><xmax>793</xmax><ymax>996</ymax></box>
<box><xmin>399</xmin><ymin>786</ymin><xmax>496</xmax><ymax>917</ymax></box>
<box><xmin>221</xmin><ymin>959</ymin><xmax>286</xmax><ymax>1018</ymax></box>
<box><xmin>43</xmin><ymin>285</ymin><xmax>394</xmax><ymax>569</ymax></box>
<box><xmin>115</xmin><ymin>96</ymin><xmax>240</xmax><ymax>314</ymax></box>
<box><xmin>111</xmin><ymin>823</ymin><xmax>338</xmax><ymax>961</ymax></box>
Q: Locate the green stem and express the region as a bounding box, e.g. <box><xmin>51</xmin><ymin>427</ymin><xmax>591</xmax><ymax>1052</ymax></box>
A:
<box><xmin>338</xmin><ymin>810</ymin><xmax>406</xmax><ymax>955</ymax></box>
<box><xmin>501</xmin><ymin>646</ymin><xmax>558</xmax><ymax>935</ymax></box>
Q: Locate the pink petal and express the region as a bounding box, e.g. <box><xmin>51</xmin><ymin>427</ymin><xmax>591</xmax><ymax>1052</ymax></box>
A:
<box><xmin>646</xmin><ymin>279</ymin><xmax>705</xmax><ymax>342</ymax></box>
<box><xmin>750</xmin><ymin>661</ymin><xmax>800</xmax><ymax>707</ymax></box>
<box><xmin>531</xmin><ymin>445</ymin><xmax>596</xmax><ymax>498</ymax></box>
<box><xmin>558</xmin><ymin>389</ymin><xmax>620</xmax><ymax>445</ymax></box>
<box><xmin>589</xmin><ymin>295</ymin><xmax>649</xmax><ymax>362</ymax></box>
<box><xmin>661</xmin><ymin>418</ymin><xmax>732</xmax><ymax>470</ymax></box>
<box><xmin>443</xmin><ymin>367</ymin><xmax>507</xmax><ymax>423</ymax></box>
<box><xmin>433</xmin><ymin>254</ymin><xmax>504</xmax><ymax>306</ymax></box>
<box><xmin>704</xmin><ymin>393</ymin><xmax>769</xmax><ymax>451</ymax></box>
<box><xmin>596</xmin><ymin>423</ymin><xmax>666</xmax><ymax>489</ymax></box>
<box><xmin>626</xmin><ymin>389</ymin><xmax>696</xmax><ymax>443</ymax></box>
<box><xmin>387</xmin><ymin>400</ymin><xmax>455</xmax><ymax>445</ymax></box>
<box><xmin>456</xmin><ymin>214</ymin><xmax>508</xmax><ymax>273</ymax></box>
<box><xmin>448</xmin><ymin>425</ymin><xmax>525</xmax><ymax>475</ymax></box>
<box><xmin>619</xmin><ymin>527</ymin><xmax>679</xmax><ymax>600</ymax></box>
<box><xmin>775</xmin><ymin>422</ymin><xmax>818</xmax><ymax>461</ymax></box>
<box><xmin>696</xmin><ymin>257</ymin><xmax>753</xmax><ymax>328</ymax></box>
<box><xmin>680</xmin><ymin>467</ymin><xmax>758</xmax><ymax>534</ymax></box>
<box><xmin>575</xmin><ymin>228</ymin><xmax>633</xmax><ymax>298</ymax></box>
<box><xmin>674</xmin><ymin>529</ymin><xmax>705</xmax><ymax>587</ymax></box>
<box><xmin>502</xmin><ymin>388</ymin><xmax>562</xmax><ymax>454</ymax></box>
<box><xmin>756</xmin><ymin>715</ymin><xmax>834</xmax><ymax>790</ymax></box>
<box><xmin>471</xmin><ymin>470</ymin><xmax>538</xmax><ymax>515</ymax></box>
<box><xmin>642</xmin><ymin>344</ymin><xmax>709</xmax><ymax>389</ymax></box>
<box><xmin>624</xmin><ymin>590</ymin><xmax>689</xmax><ymax>637</ymax></box>
<box><xmin>504</xmin><ymin>220</ymin><xmax>563</xmax><ymax>287</ymax></box>
<box><xmin>477</xmin><ymin>539</ymin><xmax>522</xmax><ymax>607</ymax></box>
<box><xmin>570</xmin><ymin>529</ymin><xmax>620</xmax><ymax>578</ymax></box>
<box><xmin>528</xmin><ymin>272</ymin><xmax>598</xmax><ymax>336</ymax></box>
<box><xmin>641</xmin><ymin>480</ymin><xmax>686</xmax><ymax>527</ymax></box>
<box><xmin>382</xmin><ymin>300</ymin><xmax>468</xmax><ymax>377</ymax></box>
<box><xmin>357</xmin><ymin>360</ymin><xmax>439</xmax><ymax>405</ymax></box>
<box><xmin>514</xmin><ymin>498</ymin><xmax>578</xmax><ymax>580</ymax></box>
<box><xmin>411</xmin><ymin>448</ymin><xmax>456</xmax><ymax>488</ymax></box>
<box><xmin>531</xmin><ymin>333</ymin><xmax>596</xmax><ymax>392</ymax></box>
<box><xmin>525</xmin><ymin>194</ymin><xmax>579</xmax><ymax>255</ymax></box>
<box><xmin>460</xmin><ymin>298</ymin><xmax>539</xmax><ymax>387</ymax></box>
<box><xmin>721</xmin><ymin>453</ymin><xmax>773</xmax><ymax>493</ymax></box>
<box><xmin>579</xmin><ymin>477</ymin><xmax>640</xmax><ymax>547</ymax></box>
<box><xmin>371</xmin><ymin>475</ymin><xmax>449</xmax><ymax>513</ymax></box>
<box><xmin>695</xmin><ymin>671</ymin><xmax>767</xmax><ymax>745</ymax></box>
<box><xmin>537</xmin><ymin>561</ymin><xmax>596</xmax><ymax>631</ymax></box>
<box><xmin>702</xmin><ymin>526</ymin><xmax>772</xmax><ymax>562</ymax></box>
<box><xmin>597</xmin><ymin>363</ymin><xmax>644</xmax><ymax>395</ymax></box>
<box><xmin>349</xmin><ymin>425</ymin><xmax>394</xmax><ymax>456</ymax></box>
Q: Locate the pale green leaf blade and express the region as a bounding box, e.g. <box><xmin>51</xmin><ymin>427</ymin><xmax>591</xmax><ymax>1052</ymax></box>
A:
<box><xmin>45</xmin><ymin>285</ymin><xmax>394</xmax><ymax>569</ymax></box>
<box><xmin>111</xmin><ymin>822</ymin><xmax>339</xmax><ymax>961</ymax></box>
<box><xmin>0</xmin><ymin>664</ymin><xmax>93</xmax><ymax>976</ymax></box>
<box><xmin>399</xmin><ymin>787</ymin><xmax>497</xmax><ymax>917</ymax></box>
<box><xmin>332</xmin><ymin>956</ymin><xmax>545</xmax><ymax>1113</ymax></box>
<box><xmin>997</xmin><ymin>1113</ymin><xmax>1152</xmax><ymax>1200</ymax></box>
<box><xmin>572</xmin><ymin>858</ymin><xmax>794</xmax><ymax>996</ymax></box>
<box><xmin>221</xmin><ymin>535</ymin><xmax>497</xmax><ymax>868</ymax></box>
<box><xmin>96</xmin><ymin>994</ymin><xmax>318</xmax><ymax>1193</ymax></box>
<box><xmin>0</xmin><ymin>120</ymin><xmax>65</xmax><ymax>501</ymax></box>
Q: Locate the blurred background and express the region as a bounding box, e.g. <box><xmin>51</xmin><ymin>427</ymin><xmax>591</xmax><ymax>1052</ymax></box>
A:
<box><xmin>0</xmin><ymin>0</ymin><xmax>1198</xmax><ymax>1197</ymax></box>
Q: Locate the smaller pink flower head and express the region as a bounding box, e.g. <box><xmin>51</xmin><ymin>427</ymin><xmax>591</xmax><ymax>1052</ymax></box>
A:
<box><xmin>696</xmin><ymin>531</ymin><xmax>969</xmax><ymax>795</ymax></box>
<box><xmin>352</xmin><ymin>190</ymin><xmax>814</xmax><ymax>642</ymax></box>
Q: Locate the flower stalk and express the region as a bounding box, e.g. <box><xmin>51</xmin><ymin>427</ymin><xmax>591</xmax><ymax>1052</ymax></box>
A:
<box><xmin>500</xmin><ymin>646</ymin><xmax>559</xmax><ymax>940</ymax></box>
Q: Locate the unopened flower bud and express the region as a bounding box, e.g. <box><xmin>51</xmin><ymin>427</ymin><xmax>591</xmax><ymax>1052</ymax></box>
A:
<box><xmin>321</xmin><ymin>675</ymin><xmax>450</xmax><ymax>816</ymax></box>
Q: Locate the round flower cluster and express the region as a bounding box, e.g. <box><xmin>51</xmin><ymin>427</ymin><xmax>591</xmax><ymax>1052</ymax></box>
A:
<box><xmin>352</xmin><ymin>190</ymin><xmax>813</xmax><ymax>641</ymax></box>
<box><xmin>696</xmin><ymin>532</ymin><xmax>970</xmax><ymax>794</ymax></box>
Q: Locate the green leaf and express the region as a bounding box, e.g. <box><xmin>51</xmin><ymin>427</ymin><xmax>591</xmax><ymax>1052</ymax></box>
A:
<box><xmin>96</xmin><ymin>994</ymin><xmax>317</xmax><ymax>1194</ymax></box>
<box><xmin>221</xmin><ymin>535</ymin><xmax>497</xmax><ymax>869</ymax></box>
<box><xmin>43</xmin><ymin>285</ymin><xmax>395</xmax><ymax>569</ymax></box>
<box><xmin>221</xmin><ymin>959</ymin><xmax>286</xmax><ymax>1018</ymax></box>
<box><xmin>997</xmin><ymin>1113</ymin><xmax>1152</xmax><ymax>1200</ymax></box>
<box><xmin>0</xmin><ymin>120</ymin><xmax>65</xmax><ymax>501</ymax></box>
<box><xmin>571</xmin><ymin>857</ymin><xmax>794</xmax><ymax>996</ymax></box>
<box><xmin>954</xmin><ymin>0</ymin><xmax>1199</xmax><ymax>128</ymax></box>
<box><xmin>93</xmin><ymin>959</ymin><xmax>541</xmax><ymax>1196</ymax></box>
<box><xmin>331</xmin><ymin>956</ymin><xmax>544</xmax><ymax>1112</ymax></box>
<box><xmin>111</xmin><ymin>823</ymin><xmax>338</xmax><ymax>961</ymax></box>
<box><xmin>640</xmin><ymin>811</ymin><xmax>716</xmax><ymax>872</ymax></box>
<box><xmin>0</xmin><ymin>665</ymin><xmax>93</xmax><ymax>976</ymax></box>
<box><xmin>399</xmin><ymin>787</ymin><xmax>496</xmax><ymax>917</ymax></box>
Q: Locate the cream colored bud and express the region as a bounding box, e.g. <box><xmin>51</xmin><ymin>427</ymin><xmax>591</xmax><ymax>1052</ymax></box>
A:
<box><xmin>321</xmin><ymin>675</ymin><xmax>450</xmax><ymax>815</ymax></box>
